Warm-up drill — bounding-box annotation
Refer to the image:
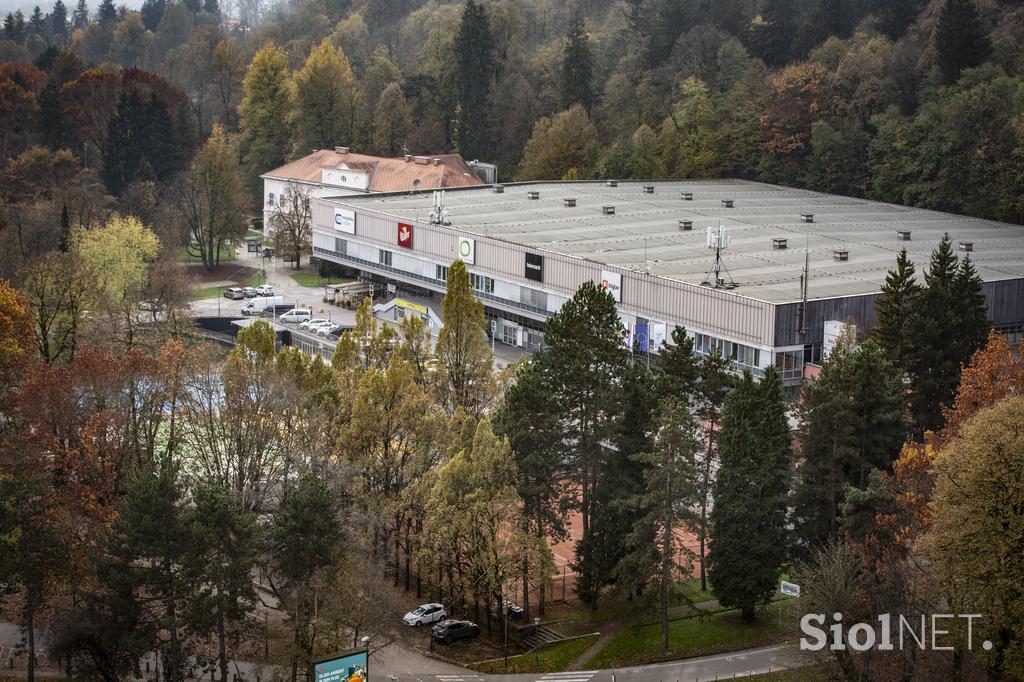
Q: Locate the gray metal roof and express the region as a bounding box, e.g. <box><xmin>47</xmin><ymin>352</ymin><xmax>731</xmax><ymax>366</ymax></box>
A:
<box><xmin>331</xmin><ymin>179</ymin><xmax>1024</xmax><ymax>304</ymax></box>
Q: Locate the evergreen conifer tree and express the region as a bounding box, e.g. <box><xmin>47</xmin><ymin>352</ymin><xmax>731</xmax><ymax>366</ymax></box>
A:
<box><xmin>873</xmin><ymin>248</ymin><xmax>920</xmax><ymax>373</ymax></box>
<box><xmin>238</xmin><ymin>43</ymin><xmax>291</xmax><ymax>200</ymax></box>
<box><xmin>71</xmin><ymin>0</ymin><xmax>88</xmax><ymax>27</ymax></box>
<box><xmin>454</xmin><ymin>0</ymin><xmax>494</xmax><ymax>160</ymax></box>
<box><xmin>791</xmin><ymin>338</ymin><xmax>905</xmax><ymax>555</ymax></box>
<box><xmin>708</xmin><ymin>368</ymin><xmax>791</xmax><ymax>619</ymax></box>
<box><xmin>560</xmin><ymin>14</ymin><xmax>594</xmax><ymax>112</ymax></box>
<box><xmin>935</xmin><ymin>0</ymin><xmax>990</xmax><ymax>84</ymax></box>
<box><xmin>50</xmin><ymin>0</ymin><xmax>67</xmax><ymax>40</ymax></box>
<box><xmin>97</xmin><ymin>0</ymin><xmax>117</xmax><ymax>27</ymax></box>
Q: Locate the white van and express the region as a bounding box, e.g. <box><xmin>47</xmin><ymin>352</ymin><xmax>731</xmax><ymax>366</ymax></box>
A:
<box><xmin>278</xmin><ymin>308</ymin><xmax>312</xmax><ymax>324</ymax></box>
<box><xmin>241</xmin><ymin>295</ymin><xmax>283</xmax><ymax>316</ymax></box>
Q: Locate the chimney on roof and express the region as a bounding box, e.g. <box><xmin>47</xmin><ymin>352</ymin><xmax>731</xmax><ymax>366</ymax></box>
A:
<box><xmin>404</xmin><ymin>155</ymin><xmax>411</xmax><ymax>162</ymax></box>
<box><xmin>433</xmin><ymin>158</ymin><xmax>441</xmax><ymax>166</ymax></box>
<box><xmin>335</xmin><ymin>147</ymin><xmax>349</xmax><ymax>154</ymax></box>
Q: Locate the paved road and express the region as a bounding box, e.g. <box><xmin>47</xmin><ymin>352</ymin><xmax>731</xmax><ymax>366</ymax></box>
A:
<box><xmin>189</xmin><ymin>252</ymin><xmax>526</xmax><ymax>369</ymax></box>
<box><xmin>368</xmin><ymin>643</ymin><xmax>798</xmax><ymax>682</ymax></box>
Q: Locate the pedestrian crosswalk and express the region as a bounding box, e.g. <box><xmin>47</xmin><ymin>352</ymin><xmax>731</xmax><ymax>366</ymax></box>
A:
<box><xmin>535</xmin><ymin>670</ymin><xmax>597</xmax><ymax>682</ymax></box>
<box><xmin>436</xmin><ymin>674</ymin><xmax>483</xmax><ymax>682</ymax></box>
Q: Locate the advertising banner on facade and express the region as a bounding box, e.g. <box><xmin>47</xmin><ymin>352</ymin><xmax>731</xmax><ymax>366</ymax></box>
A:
<box><xmin>525</xmin><ymin>252</ymin><xmax>544</xmax><ymax>281</ymax></box>
<box><xmin>600</xmin><ymin>270</ymin><xmax>622</xmax><ymax>302</ymax></box>
<box><xmin>458</xmin><ymin>237</ymin><xmax>476</xmax><ymax>264</ymax></box>
<box><xmin>397</xmin><ymin>222</ymin><xmax>413</xmax><ymax>248</ymax></box>
<box><xmin>313</xmin><ymin>650</ymin><xmax>367</xmax><ymax>682</ymax></box>
<box><xmin>649</xmin><ymin>322</ymin><xmax>668</xmax><ymax>351</ymax></box>
<box><xmin>333</xmin><ymin>208</ymin><xmax>356</xmax><ymax>234</ymax></box>
<box><xmin>823</xmin><ymin>320</ymin><xmax>854</xmax><ymax>359</ymax></box>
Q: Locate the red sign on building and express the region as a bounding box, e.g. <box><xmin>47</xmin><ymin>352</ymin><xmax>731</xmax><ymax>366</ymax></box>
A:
<box><xmin>397</xmin><ymin>222</ymin><xmax>413</xmax><ymax>248</ymax></box>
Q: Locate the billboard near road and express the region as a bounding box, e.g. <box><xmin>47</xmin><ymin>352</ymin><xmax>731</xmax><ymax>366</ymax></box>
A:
<box><xmin>312</xmin><ymin>650</ymin><xmax>367</xmax><ymax>682</ymax></box>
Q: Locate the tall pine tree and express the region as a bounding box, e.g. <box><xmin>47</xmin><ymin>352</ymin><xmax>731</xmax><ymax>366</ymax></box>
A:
<box><xmin>873</xmin><ymin>248</ymin><xmax>920</xmax><ymax>374</ymax></box>
<box><xmin>791</xmin><ymin>337</ymin><xmax>906</xmax><ymax>555</ymax></box>
<box><xmin>934</xmin><ymin>0</ymin><xmax>990</xmax><ymax>84</ymax></box>
<box><xmin>708</xmin><ymin>368</ymin><xmax>791</xmax><ymax>619</ymax></box>
<box><xmin>454</xmin><ymin>0</ymin><xmax>494</xmax><ymax>160</ymax></box>
<box><xmin>560</xmin><ymin>14</ymin><xmax>594</xmax><ymax>112</ymax></box>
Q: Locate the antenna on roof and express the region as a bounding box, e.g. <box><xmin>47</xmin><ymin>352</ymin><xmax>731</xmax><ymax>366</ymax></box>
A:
<box><xmin>701</xmin><ymin>225</ymin><xmax>736</xmax><ymax>289</ymax></box>
<box><xmin>429</xmin><ymin>190</ymin><xmax>450</xmax><ymax>225</ymax></box>
<box><xmin>797</xmin><ymin>231</ymin><xmax>809</xmax><ymax>335</ymax></box>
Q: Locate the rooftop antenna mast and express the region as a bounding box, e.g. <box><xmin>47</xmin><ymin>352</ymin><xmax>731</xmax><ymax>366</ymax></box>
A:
<box><xmin>797</xmin><ymin>231</ymin><xmax>809</xmax><ymax>334</ymax></box>
<box><xmin>429</xmin><ymin>190</ymin><xmax>450</xmax><ymax>225</ymax></box>
<box><xmin>701</xmin><ymin>224</ymin><xmax>736</xmax><ymax>289</ymax></box>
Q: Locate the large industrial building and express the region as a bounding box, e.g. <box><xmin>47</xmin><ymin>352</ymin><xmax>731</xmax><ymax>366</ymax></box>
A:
<box><xmin>309</xmin><ymin>179</ymin><xmax>1024</xmax><ymax>384</ymax></box>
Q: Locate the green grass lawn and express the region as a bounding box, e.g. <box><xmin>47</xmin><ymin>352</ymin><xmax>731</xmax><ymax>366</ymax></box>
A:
<box><xmin>289</xmin><ymin>270</ymin><xmax>354</xmax><ymax>287</ymax></box>
<box><xmin>587</xmin><ymin>608</ymin><xmax>789</xmax><ymax>668</ymax></box>
<box><xmin>470</xmin><ymin>635</ymin><xmax>599</xmax><ymax>674</ymax></box>
<box><xmin>189</xmin><ymin>285</ymin><xmax>225</xmax><ymax>301</ymax></box>
<box><xmin>178</xmin><ymin>243</ymin><xmax>237</xmax><ymax>263</ymax></box>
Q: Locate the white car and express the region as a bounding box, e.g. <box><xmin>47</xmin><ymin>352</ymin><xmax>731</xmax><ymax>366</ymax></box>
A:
<box><xmin>255</xmin><ymin>284</ymin><xmax>275</xmax><ymax>296</ymax></box>
<box><xmin>404</xmin><ymin>603</ymin><xmax>446</xmax><ymax>627</ymax></box>
<box><xmin>300</xmin><ymin>318</ymin><xmax>332</xmax><ymax>330</ymax></box>
<box><xmin>316</xmin><ymin>323</ymin><xmax>342</xmax><ymax>337</ymax></box>
<box><xmin>278</xmin><ymin>308</ymin><xmax>312</xmax><ymax>324</ymax></box>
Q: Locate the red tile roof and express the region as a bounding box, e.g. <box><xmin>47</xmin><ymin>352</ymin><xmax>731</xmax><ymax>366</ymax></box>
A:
<box><xmin>262</xmin><ymin>149</ymin><xmax>486</xmax><ymax>192</ymax></box>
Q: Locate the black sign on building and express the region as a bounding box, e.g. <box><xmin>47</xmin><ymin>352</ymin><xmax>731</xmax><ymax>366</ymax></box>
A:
<box><xmin>525</xmin><ymin>252</ymin><xmax>544</xmax><ymax>282</ymax></box>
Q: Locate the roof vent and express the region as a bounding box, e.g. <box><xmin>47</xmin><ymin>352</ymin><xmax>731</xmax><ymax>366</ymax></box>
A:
<box><xmin>433</xmin><ymin>158</ymin><xmax>441</xmax><ymax>166</ymax></box>
<box><xmin>403</xmin><ymin>154</ymin><xmax>411</xmax><ymax>162</ymax></box>
<box><xmin>959</xmin><ymin>241</ymin><xmax>974</xmax><ymax>252</ymax></box>
<box><xmin>833</xmin><ymin>248</ymin><xmax>849</xmax><ymax>261</ymax></box>
<box><xmin>606</xmin><ymin>180</ymin><xmax>618</xmax><ymax>187</ymax></box>
<box><xmin>773</xmin><ymin>238</ymin><xmax>788</xmax><ymax>249</ymax></box>
<box><xmin>602</xmin><ymin>205</ymin><xmax>615</xmax><ymax>215</ymax></box>
<box><xmin>335</xmin><ymin>146</ymin><xmax>349</xmax><ymax>154</ymax></box>
<box><xmin>563</xmin><ymin>198</ymin><xmax>576</xmax><ymax>207</ymax></box>
<box><xmin>527</xmin><ymin>191</ymin><xmax>540</xmax><ymax>200</ymax></box>
<box><xmin>642</xmin><ymin>185</ymin><xmax>655</xmax><ymax>194</ymax></box>
<box><xmin>721</xmin><ymin>199</ymin><xmax>734</xmax><ymax>208</ymax></box>
<box><xmin>897</xmin><ymin>230</ymin><xmax>912</xmax><ymax>241</ymax></box>
<box><xmin>801</xmin><ymin>213</ymin><xmax>814</xmax><ymax>223</ymax></box>
<box><xmin>492</xmin><ymin>185</ymin><xmax>504</xmax><ymax>194</ymax></box>
<box><xmin>679</xmin><ymin>220</ymin><xmax>693</xmax><ymax>231</ymax></box>
<box><xmin>414</xmin><ymin>156</ymin><xmax>430</xmax><ymax>165</ymax></box>
<box><xmin>682</xmin><ymin>192</ymin><xmax>693</xmax><ymax>201</ymax></box>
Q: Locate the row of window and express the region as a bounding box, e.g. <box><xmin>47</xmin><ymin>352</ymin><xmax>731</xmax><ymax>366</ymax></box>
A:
<box><xmin>693</xmin><ymin>332</ymin><xmax>761</xmax><ymax>369</ymax></box>
<box><xmin>471</xmin><ymin>273</ymin><xmax>495</xmax><ymax>294</ymax></box>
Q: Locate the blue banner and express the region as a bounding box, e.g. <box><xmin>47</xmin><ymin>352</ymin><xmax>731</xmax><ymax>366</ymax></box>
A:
<box><xmin>634</xmin><ymin>324</ymin><xmax>649</xmax><ymax>353</ymax></box>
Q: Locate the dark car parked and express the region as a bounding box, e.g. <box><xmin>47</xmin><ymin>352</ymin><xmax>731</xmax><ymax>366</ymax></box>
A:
<box><xmin>431</xmin><ymin>619</ymin><xmax>480</xmax><ymax>645</ymax></box>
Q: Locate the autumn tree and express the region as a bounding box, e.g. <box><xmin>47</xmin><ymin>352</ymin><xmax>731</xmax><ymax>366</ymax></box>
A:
<box><xmin>179</xmin><ymin>125</ymin><xmax>246</xmax><ymax>270</ymax></box>
<box><xmin>238</xmin><ymin>43</ymin><xmax>291</xmax><ymax>199</ymax></box>
<box><xmin>516</xmin><ymin>105</ymin><xmax>597</xmax><ymax>181</ymax></box>
<box><xmin>270</xmin><ymin>183</ymin><xmax>312</xmax><ymax>269</ymax></box>
<box><xmin>923</xmin><ymin>396</ymin><xmax>1024</xmax><ymax>678</ymax></box>
<box><xmin>289</xmin><ymin>40</ymin><xmax>360</xmax><ymax>156</ymax></box>
<box><xmin>434</xmin><ymin>259</ymin><xmax>495</xmax><ymax>416</ymax></box>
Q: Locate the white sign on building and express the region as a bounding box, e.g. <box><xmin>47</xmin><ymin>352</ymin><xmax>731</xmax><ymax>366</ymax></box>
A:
<box><xmin>780</xmin><ymin>581</ymin><xmax>801</xmax><ymax>597</ymax></box>
<box><xmin>822</xmin><ymin>320</ymin><xmax>855</xmax><ymax>360</ymax></box>
<box><xmin>457</xmin><ymin>237</ymin><xmax>476</xmax><ymax>264</ymax></box>
<box><xmin>333</xmin><ymin>207</ymin><xmax>356</xmax><ymax>234</ymax></box>
<box><xmin>600</xmin><ymin>270</ymin><xmax>622</xmax><ymax>302</ymax></box>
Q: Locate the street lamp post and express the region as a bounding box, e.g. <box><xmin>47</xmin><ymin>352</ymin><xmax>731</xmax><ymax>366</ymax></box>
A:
<box><xmin>503</xmin><ymin>601</ymin><xmax>509</xmax><ymax>669</ymax></box>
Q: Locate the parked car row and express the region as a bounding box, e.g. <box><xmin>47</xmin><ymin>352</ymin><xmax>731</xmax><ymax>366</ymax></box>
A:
<box><xmin>402</xmin><ymin>603</ymin><xmax>480</xmax><ymax>646</ymax></box>
<box><xmin>224</xmin><ymin>285</ymin><xmax>275</xmax><ymax>300</ymax></box>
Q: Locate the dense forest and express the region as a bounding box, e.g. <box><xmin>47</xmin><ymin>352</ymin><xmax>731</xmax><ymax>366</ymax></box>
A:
<box><xmin>2</xmin><ymin>0</ymin><xmax>1023</xmax><ymax>247</ymax></box>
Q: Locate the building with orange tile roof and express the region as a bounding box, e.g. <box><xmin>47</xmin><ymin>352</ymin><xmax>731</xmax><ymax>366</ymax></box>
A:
<box><xmin>260</xmin><ymin>147</ymin><xmax>488</xmax><ymax>234</ymax></box>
